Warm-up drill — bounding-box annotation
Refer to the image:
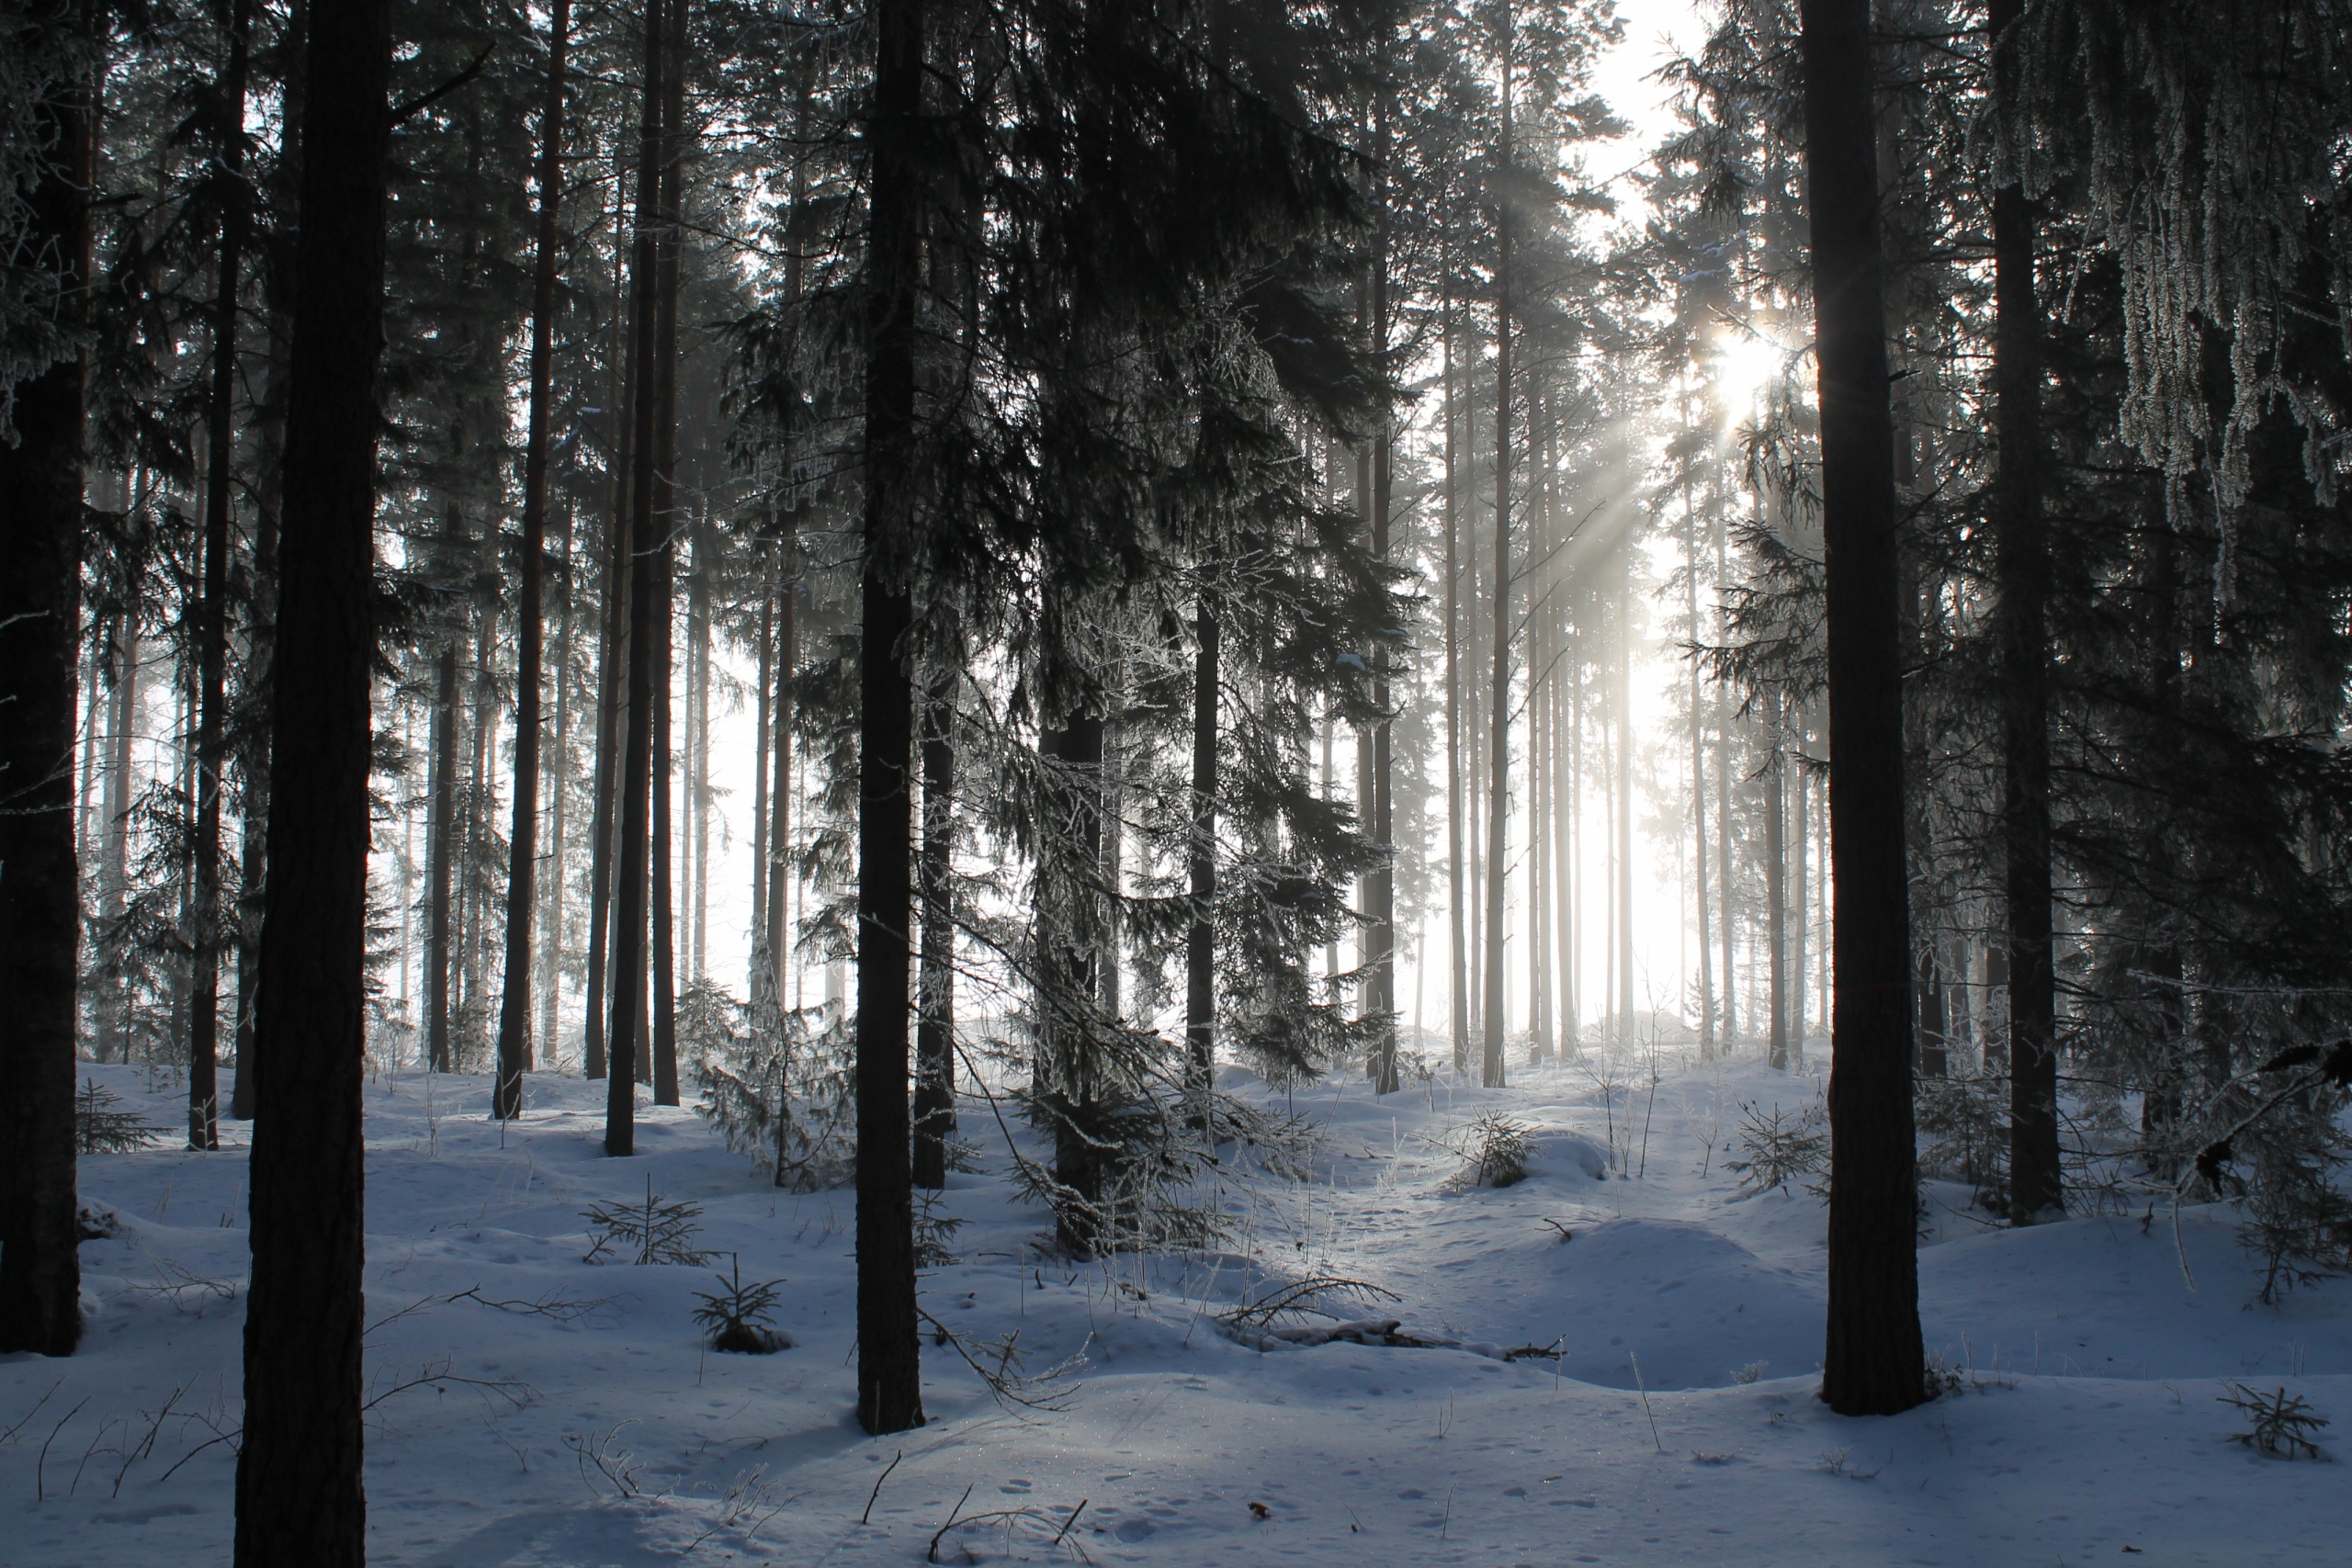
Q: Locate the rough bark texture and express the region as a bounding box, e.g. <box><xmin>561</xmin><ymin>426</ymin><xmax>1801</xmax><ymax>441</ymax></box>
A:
<box><xmin>1800</xmin><ymin>0</ymin><xmax>1928</xmax><ymax>1417</ymax></box>
<box><xmin>231</xmin><ymin>0</ymin><xmax>390</xmax><ymax>1556</ymax></box>
<box><xmin>854</xmin><ymin>0</ymin><xmax>926</xmax><ymax>1437</ymax></box>
<box><xmin>495</xmin><ymin>0</ymin><xmax>571</xmax><ymax>1119</ymax></box>
<box><xmin>0</xmin><ymin>3</ymin><xmax>89</xmax><ymax>1360</ymax></box>
<box><xmin>1990</xmin><ymin>0</ymin><xmax>2061</xmax><ymax>1224</ymax></box>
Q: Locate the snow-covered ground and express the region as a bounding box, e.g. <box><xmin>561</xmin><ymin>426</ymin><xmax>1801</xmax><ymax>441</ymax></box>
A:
<box><xmin>7</xmin><ymin>1053</ymin><xmax>2348</xmax><ymax>1565</ymax></box>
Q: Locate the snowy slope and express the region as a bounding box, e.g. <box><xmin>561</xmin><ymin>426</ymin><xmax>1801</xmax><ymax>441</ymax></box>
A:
<box><xmin>5</xmin><ymin>1055</ymin><xmax>2347</xmax><ymax>1565</ymax></box>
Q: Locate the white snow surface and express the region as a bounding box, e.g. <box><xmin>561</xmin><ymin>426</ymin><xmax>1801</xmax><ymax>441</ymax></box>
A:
<box><xmin>7</xmin><ymin>1055</ymin><xmax>2350</xmax><ymax>1564</ymax></box>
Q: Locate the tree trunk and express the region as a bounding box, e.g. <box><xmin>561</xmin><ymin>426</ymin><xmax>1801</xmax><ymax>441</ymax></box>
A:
<box><xmin>232</xmin><ymin>0</ymin><xmax>390</xmax><ymax>1554</ymax></box>
<box><xmin>605</xmin><ymin>0</ymin><xmax>668</xmax><ymax>1155</ymax></box>
<box><xmin>1442</xmin><ymin>294</ymin><xmax>1468</xmax><ymax>1077</ymax></box>
<box><xmin>1798</xmin><ymin>0</ymin><xmax>1926</xmax><ymax>1417</ymax></box>
<box><xmin>912</xmin><ymin>664</ymin><xmax>957</xmax><ymax>1190</ymax></box>
<box><xmin>232</xmin><ymin>0</ymin><xmax>303</xmax><ymax>1119</ymax></box>
<box><xmin>188</xmin><ymin>0</ymin><xmax>253</xmax><ymax>1150</ymax></box>
<box><xmin>542</xmin><ymin>517</ymin><xmax>574</xmax><ymax>1067</ymax></box>
<box><xmin>1767</xmin><ymin>694</ymin><xmax>1789</xmax><ymax>1070</ymax></box>
<box><xmin>1685</xmin><ymin>407</ymin><xmax>1713</xmax><ymax>1058</ymax></box>
<box><xmin>0</xmin><ymin>2</ymin><xmax>89</xmax><ymax>1359</ymax></box>
<box><xmin>1185</xmin><ymin>597</ymin><xmax>1218</xmax><ymax>1111</ymax></box>
<box><xmin>100</xmin><ymin>622</ymin><xmax>139</xmax><ymax>1066</ymax></box>
<box><xmin>1482</xmin><ymin>28</ymin><xmax>1514</xmax><ymax>1090</ymax></box>
<box><xmin>854</xmin><ymin>0</ymin><xmax>926</xmax><ymax>1438</ymax></box>
<box><xmin>424</xmin><ymin>628</ymin><xmax>460</xmax><ymax>1072</ymax></box>
<box><xmin>1991</xmin><ymin>0</ymin><xmax>2060</xmax><ymax>1224</ymax></box>
<box><xmin>582</xmin><ymin>122</ymin><xmax>638</xmax><ymax>1085</ymax></box>
<box><xmin>647</xmin><ymin>0</ymin><xmax>687</xmax><ymax>1111</ymax></box>
<box><xmin>495</xmin><ymin>0</ymin><xmax>571</xmax><ymax>1118</ymax></box>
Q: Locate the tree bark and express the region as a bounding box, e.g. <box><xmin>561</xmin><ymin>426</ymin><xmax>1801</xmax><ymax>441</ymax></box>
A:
<box><xmin>1185</xmin><ymin>596</ymin><xmax>1219</xmax><ymax>1112</ymax></box>
<box><xmin>1991</xmin><ymin>0</ymin><xmax>2061</xmax><ymax>1224</ymax></box>
<box><xmin>1442</xmin><ymin>295</ymin><xmax>1468</xmax><ymax>1076</ymax></box>
<box><xmin>854</xmin><ymin>0</ymin><xmax>926</xmax><ymax>1437</ymax></box>
<box><xmin>495</xmin><ymin>0</ymin><xmax>571</xmax><ymax>1117</ymax></box>
<box><xmin>424</xmin><ymin>624</ymin><xmax>460</xmax><ymax>1072</ymax></box>
<box><xmin>605</xmin><ymin>0</ymin><xmax>667</xmax><ymax>1155</ymax></box>
<box><xmin>648</xmin><ymin>0</ymin><xmax>688</xmax><ymax>1111</ymax></box>
<box><xmin>189</xmin><ymin>0</ymin><xmax>253</xmax><ymax>1150</ymax></box>
<box><xmin>1482</xmin><ymin>27</ymin><xmax>1514</xmax><ymax>1090</ymax></box>
<box><xmin>911</xmin><ymin>664</ymin><xmax>957</xmax><ymax>1190</ymax></box>
<box><xmin>1365</xmin><ymin>78</ymin><xmax>1398</xmax><ymax>1095</ymax></box>
<box><xmin>1799</xmin><ymin>0</ymin><xmax>1927</xmax><ymax>1417</ymax></box>
<box><xmin>231</xmin><ymin>0</ymin><xmax>390</xmax><ymax>1554</ymax></box>
<box><xmin>1767</xmin><ymin>693</ymin><xmax>1789</xmax><ymax>1070</ymax></box>
<box><xmin>0</xmin><ymin>1</ymin><xmax>89</xmax><ymax>1359</ymax></box>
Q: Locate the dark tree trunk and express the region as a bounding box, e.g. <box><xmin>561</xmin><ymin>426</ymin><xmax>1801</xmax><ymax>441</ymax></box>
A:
<box><xmin>911</xmin><ymin>664</ymin><xmax>956</xmax><ymax>1190</ymax></box>
<box><xmin>495</xmin><ymin>0</ymin><xmax>571</xmax><ymax>1119</ymax></box>
<box><xmin>1767</xmin><ymin>699</ymin><xmax>1788</xmax><ymax>1072</ymax></box>
<box><xmin>1040</xmin><ymin>707</ymin><xmax>1107</xmax><ymax>1256</ymax></box>
<box><xmin>648</xmin><ymin>0</ymin><xmax>687</xmax><ymax>1111</ymax></box>
<box><xmin>1991</xmin><ymin>0</ymin><xmax>2061</xmax><ymax>1224</ymax></box>
<box><xmin>767</xmin><ymin>558</ymin><xmax>795</xmax><ymax>1005</ymax></box>
<box><xmin>1365</xmin><ymin>75</ymin><xmax>1398</xmax><ymax>1095</ymax></box>
<box><xmin>854</xmin><ymin>0</ymin><xmax>925</xmax><ymax>1438</ymax></box>
<box><xmin>605</xmin><ymin>0</ymin><xmax>667</xmax><ymax>1155</ymax></box>
<box><xmin>0</xmin><ymin>3</ymin><xmax>89</xmax><ymax>1359</ymax></box>
<box><xmin>231</xmin><ymin>0</ymin><xmax>390</xmax><ymax>1556</ymax></box>
<box><xmin>1799</xmin><ymin>0</ymin><xmax>1927</xmax><ymax>1417</ymax></box>
<box><xmin>582</xmin><ymin>124</ymin><xmax>638</xmax><ymax>1084</ymax></box>
<box><xmin>1185</xmin><ymin>598</ymin><xmax>1218</xmax><ymax>1113</ymax></box>
<box><xmin>189</xmin><ymin>0</ymin><xmax>253</xmax><ymax>1151</ymax></box>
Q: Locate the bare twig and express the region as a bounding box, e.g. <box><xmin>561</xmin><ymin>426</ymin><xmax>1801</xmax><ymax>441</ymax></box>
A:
<box><xmin>860</xmin><ymin>1449</ymin><xmax>903</xmax><ymax>1524</ymax></box>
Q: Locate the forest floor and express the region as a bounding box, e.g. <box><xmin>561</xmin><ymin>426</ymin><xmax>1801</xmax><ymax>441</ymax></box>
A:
<box><xmin>6</xmin><ymin>1050</ymin><xmax>2350</xmax><ymax>1565</ymax></box>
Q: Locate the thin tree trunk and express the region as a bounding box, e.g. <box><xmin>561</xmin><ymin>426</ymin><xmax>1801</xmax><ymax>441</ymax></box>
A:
<box><xmin>1991</xmin><ymin>0</ymin><xmax>2060</xmax><ymax>1224</ymax></box>
<box><xmin>605</xmin><ymin>0</ymin><xmax>667</xmax><ymax>1155</ymax></box>
<box><xmin>1366</xmin><ymin>77</ymin><xmax>1398</xmax><ymax>1094</ymax></box>
<box><xmin>232</xmin><ymin>0</ymin><xmax>390</xmax><ymax>1552</ymax></box>
<box><xmin>1715</xmin><ymin>496</ymin><xmax>1736</xmax><ymax>1045</ymax></box>
<box><xmin>1442</xmin><ymin>293</ymin><xmax>1468</xmax><ymax>1077</ymax></box>
<box><xmin>1799</xmin><ymin>0</ymin><xmax>1926</xmax><ymax>1417</ymax></box>
<box><xmin>911</xmin><ymin>663</ymin><xmax>957</xmax><ymax>1190</ymax></box>
<box><xmin>750</xmin><ymin>568</ymin><xmax>773</xmax><ymax>998</ymax></box>
<box><xmin>1767</xmin><ymin>693</ymin><xmax>1789</xmax><ymax>1070</ymax></box>
<box><xmin>1482</xmin><ymin>24</ymin><xmax>1514</xmax><ymax>1089</ymax></box>
<box><xmin>495</xmin><ymin>0</ymin><xmax>570</xmax><ymax>1118</ymax></box>
<box><xmin>1792</xmin><ymin>707</ymin><xmax>1809</xmax><ymax>1066</ymax></box>
<box><xmin>187</xmin><ymin>0</ymin><xmax>252</xmax><ymax>1151</ymax></box>
<box><xmin>647</xmin><ymin>0</ymin><xmax>687</xmax><ymax>1111</ymax></box>
<box><xmin>582</xmin><ymin>125</ymin><xmax>637</xmax><ymax>1084</ymax></box>
<box><xmin>232</xmin><ymin>0</ymin><xmax>302</xmax><ymax>1119</ymax></box>
<box><xmin>0</xmin><ymin>0</ymin><xmax>89</xmax><ymax>1359</ymax></box>
<box><xmin>1686</xmin><ymin>402</ymin><xmax>1713</xmax><ymax>1058</ymax></box>
<box><xmin>854</xmin><ymin>0</ymin><xmax>926</xmax><ymax>1437</ymax></box>
<box><xmin>690</xmin><ymin>527</ymin><xmax>710</xmax><ymax>981</ymax></box>
<box><xmin>424</xmin><ymin>628</ymin><xmax>460</xmax><ymax>1073</ymax></box>
<box><xmin>542</xmin><ymin>516</ymin><xmax>574</xmax><ymax>1067</ymax></box>
<box><xmin>1186</xmin><ymin>597</ymin><xmax>1219</xmax><ymax>1111</ymax></box>
<box><xmin>101</xmin><ymin>626</ymin><xmax>140</xmax><ymax>1066</ymax></box>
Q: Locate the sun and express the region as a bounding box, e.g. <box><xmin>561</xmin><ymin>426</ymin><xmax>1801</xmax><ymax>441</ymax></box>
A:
<box><xmin>1710</xmin><ymin>330</ymin><xmax>1789</xmax><ymax>416</ymax></box>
